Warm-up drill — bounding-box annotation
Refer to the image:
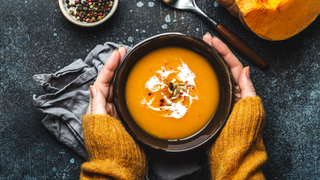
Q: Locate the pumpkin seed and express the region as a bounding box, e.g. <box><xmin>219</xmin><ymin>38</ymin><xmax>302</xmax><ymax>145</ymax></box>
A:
<box><xmin>171</xmin><ymin>96</ymin><xmax>178</xmax><ymax>100</ymax></box>
<box><xmin>173</xmin><ymin>89</ymin><xmax>177</xmax><ymax>96</ymax></box>
<box><xmin>169</xmin><ymin>82</ymin><xmax>173</xmax><ymax>90</ymax></box>
<box><xmin>181</xmin><ymin>87</ymin><xmax>187</xmax><ymax>92</ymax></box>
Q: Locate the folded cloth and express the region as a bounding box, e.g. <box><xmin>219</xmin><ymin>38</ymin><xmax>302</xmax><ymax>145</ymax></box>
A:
<box><xmin>33</xmin><ymin>42</ymin><xmax>202</xmax><ymax>179</ymax></box>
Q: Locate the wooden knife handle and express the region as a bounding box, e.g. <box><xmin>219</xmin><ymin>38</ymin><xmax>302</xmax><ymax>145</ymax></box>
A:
<box><xmin>215</xmin><ymin>23</ymin><xmax>267</xmax><ymax>69</ymax></box>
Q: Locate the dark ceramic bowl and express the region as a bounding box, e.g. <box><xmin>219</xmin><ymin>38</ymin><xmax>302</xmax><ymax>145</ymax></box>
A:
<box><xmin>113</xmin><ymin>32</ymin><xmax>234</xmax><ymax>152</ymax></box>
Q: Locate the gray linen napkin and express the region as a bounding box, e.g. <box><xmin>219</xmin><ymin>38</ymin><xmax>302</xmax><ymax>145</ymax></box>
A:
<box><xmin>33</xmin><ymin>42</ymin><xmax>202</xmax><ymax>179</ymax></box>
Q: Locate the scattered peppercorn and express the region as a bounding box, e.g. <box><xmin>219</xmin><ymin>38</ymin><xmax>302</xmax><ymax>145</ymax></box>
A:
<box><xmin>148</xmin><ymin>93</ymin><xmax>152</xmax><ymax>96</ymax></box>
<box><xmin>160</xmin><ymin>99</ymin><xmax>164</xmax><ymax>103</ymax></box>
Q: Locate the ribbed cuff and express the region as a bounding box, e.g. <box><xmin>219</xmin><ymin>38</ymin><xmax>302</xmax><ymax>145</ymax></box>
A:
<box><xmin>207</xmin><ymin>96</ymin><xmax>267</xmax><ymax>180</ymax></box>
<box><xmin>81</xmin><ymin>115</ymin><xmax>146</xmax><ymax>180</ymax></box>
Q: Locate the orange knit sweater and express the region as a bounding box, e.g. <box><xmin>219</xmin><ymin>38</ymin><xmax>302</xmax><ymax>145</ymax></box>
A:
<box><xmin>80</xmin><ymin>96</ymin><xmax>267</xmax><ymax>179</ymax></box>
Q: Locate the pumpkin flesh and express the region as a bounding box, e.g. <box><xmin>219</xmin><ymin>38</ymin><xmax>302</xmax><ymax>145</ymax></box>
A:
<box><xmin>218</xmin><ymin>0</ymin><xmax>320</xmax><ymax>40</ymax></box>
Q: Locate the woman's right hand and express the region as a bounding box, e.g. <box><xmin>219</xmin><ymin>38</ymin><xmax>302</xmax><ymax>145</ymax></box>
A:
<box><xmin>203</xmin><ymin>33</ymin><xmax>257</xmax><ymax>103</ymax></box>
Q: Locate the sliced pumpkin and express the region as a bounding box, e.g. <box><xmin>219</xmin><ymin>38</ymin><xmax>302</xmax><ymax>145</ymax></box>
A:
<box><xmin>216</xmin><ymin>0</ymin><xmax>320</xmax><ymax>40</ymax></box>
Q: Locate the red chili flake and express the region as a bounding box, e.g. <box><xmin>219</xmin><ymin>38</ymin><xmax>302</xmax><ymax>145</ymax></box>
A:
<box><xmin>165</xmin><ymin>62</ymin><xmax>168</xmax><ymax>66</ymax></box>
<box><xmin>130</xmin><ymin>86</ymin><xmax>132</xmax><ymax>88</ymax></box>
<box><xmin>192</xmin><ymin>87</ymin><xmax>194</xmax><ymax>90</ymax></box>
<box><xmin>180</xmin><ymin>92</ymin><xmax>183</xmax><ymax>95</ymax></box>
<box><xmin>162</xmin><ymin>70</ymin><xmax>165</xmax><ymax>72</ymax></box>
<box><xmin>198</xmin><ymin>115</ymin><xmax>200</xmax><ymax>117</ymax></box>
<box><xmin>160</xmin><ymin>103</ymin><xmax>163</xmax><ymax>106</ymax></box>
<box><xmin>166</xmin><ymin>110</ymin><xmax>168</xmax><ymax>113</ymax></box>
<box><xmin>150</xmin><ymin>69</ymin><xmax>152</xmax><ymax>71</ymax></box>
<box><xmin>187</xmin><ymin>73</ymin><xmax>189</xmax><ymax>75</ymax></box>
<box><xmin>185</xmin><ymin>81</ymin><xmax>188</xmax><ymax>84</ymax></box>
<box><xmin>160</xmin><ymin>108</ymin><xmax>162</xmax><ymax>110</ymax></box>
<box><xmin>76</xmin><ymin>12</ymin><xmax>79</xmax><ymax>15</ymax></box>
<box><xmin>167</xmin><ymin>135</ymin><xmax>169</xmax><ymax>138</ymax></box>
<box><xmin>186</xmin><ymin>86</ymin><xmax>188</xmax><ymax>90</ymax></box>
<box><xmin>177</xmin><ymin>112</ymin><xmax>180</xmax><ymax>114</ymax></box>
<box><xmin>171</xmin><ymin>68</ymin><xmax>173</xmax><ymax>70</ymax></box>
<box><xmin>87</xmin><ymin>1</ymin><xmax>89</xmax><ymax>4</ymax></box>
<box><xmin>75</xmin><ymin>0</ymin><xmax>78</xmax><ymax>3</ymax></box>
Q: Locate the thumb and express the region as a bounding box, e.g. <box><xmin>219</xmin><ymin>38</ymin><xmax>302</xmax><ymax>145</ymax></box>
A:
<box><xmin>238</xmin><ymin>66</ymin><xmax>257</xmax><ymax>99</ymax></box>
<box><xmin>89</xmin><ymin>85</ymin><xmax>108</xmax><ymax>115</ymax></box>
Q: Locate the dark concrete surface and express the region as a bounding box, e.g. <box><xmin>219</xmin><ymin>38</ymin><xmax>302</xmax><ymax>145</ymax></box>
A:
<box><xmin>1</xmin><ymin>0</ymin><xmax>320</xmax><ymax>179</ymax></box>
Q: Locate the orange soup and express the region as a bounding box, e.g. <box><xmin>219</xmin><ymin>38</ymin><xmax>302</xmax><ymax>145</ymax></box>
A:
<box><xmin>125</xmin><ymin>47</ymin><xmax>219</xmax><ymax>140</ymax></box>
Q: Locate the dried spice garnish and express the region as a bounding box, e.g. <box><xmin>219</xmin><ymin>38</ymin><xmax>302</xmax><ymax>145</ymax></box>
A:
<box><xmin>165</xmin><ymin>81</ymin><xmax>193</xmax><ymax>103</ymax></box>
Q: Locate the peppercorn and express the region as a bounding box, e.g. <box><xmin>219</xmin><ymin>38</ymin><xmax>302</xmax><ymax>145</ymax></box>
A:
<box><xmin>65</xmin><ymin>0</ymin><xmax>112</xmax><ymax>23</ymax></box>
<box><xmin>148</xmin><ymin>93</ymin><xmax>152</xmax><ymax>96</ymax></box>
<box><xmin>160</xmin><ymin>99</ymin><xmax>164</xmax><ymax>102</ymax></box>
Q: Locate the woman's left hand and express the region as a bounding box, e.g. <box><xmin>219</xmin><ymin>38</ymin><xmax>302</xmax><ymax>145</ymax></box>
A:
<box><xmin>85</xmin><ymin>46</ymin><xmax>127</xmax><ymax>118</ymax></box>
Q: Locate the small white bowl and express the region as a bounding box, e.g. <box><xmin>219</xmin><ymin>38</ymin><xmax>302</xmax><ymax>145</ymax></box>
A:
<box><xmin>58</xmin><ymin>0</ymin><xmax>118</xmax><ymax>27</ymax></box>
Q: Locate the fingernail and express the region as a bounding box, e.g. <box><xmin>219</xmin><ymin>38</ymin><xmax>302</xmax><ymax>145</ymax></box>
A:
<box><xmin>212</xmin><ymin>36</ymin><xmax>217</xmax><ymax>39</ymax></box>
<box><xmin>246</xmin><ymin>66</ymin><xmax>250</xmax><ymax>79</ymax></box>
<box><xmin>90</xmin><ymin>85</ymin><xmax>97</xmax><ymax>98</ymax></box>
<box><xmin>114</xmin><ymin>48</ymin><xmax>119</xmax><ymax>52</ymax></box>
<box><xmin>206</xmin><ymin>32</ymin><xmax>211</xmax><ymax>35</ymax></box>
<box><xmin>119</xmin><ymin>45</ymin><xmax>124</xmax><ymax>48</ymax></box>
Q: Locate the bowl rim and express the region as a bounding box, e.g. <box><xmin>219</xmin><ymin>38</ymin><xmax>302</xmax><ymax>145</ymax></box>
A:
<box><xmin>58</xmin><ymin>0</ymin><xmax>118</xmax><ymax>27</ymax></box>
<box><xmin>113</xmin><ymin>32</ymin><xmax>234</xmax><ymax>152</ymax></box>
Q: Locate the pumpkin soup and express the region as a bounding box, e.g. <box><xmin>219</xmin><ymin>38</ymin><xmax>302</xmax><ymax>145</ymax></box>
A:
<box><xmin>125</xmin><ymin>47</ymin><xmax>219</xmax><ymax>140</ymax></box>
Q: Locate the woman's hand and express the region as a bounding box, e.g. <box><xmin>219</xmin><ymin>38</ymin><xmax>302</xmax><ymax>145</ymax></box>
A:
<box><xmin>85</xmin><ymin>46</ymin><xmax>127</xmax><ymax>118</ymax></box>
<box><xmin>203</xmin><ymin>33</ymin><xmax>257</xmax><ymax>103</ymax></box>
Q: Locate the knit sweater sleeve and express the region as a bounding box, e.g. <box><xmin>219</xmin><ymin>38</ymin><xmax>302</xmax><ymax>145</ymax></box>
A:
<box><xmin>80</xmin><ymin>114</ymin><xmax>146</xmax><ymax>180</ymax></box>
<box><xmin>207</xmin><ymin>96</ymin><xmax>267</xmax><ymax>180</ymax></box>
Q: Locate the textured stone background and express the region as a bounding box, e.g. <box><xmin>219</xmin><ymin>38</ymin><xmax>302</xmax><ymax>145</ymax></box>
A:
<box><xmin>1</xmin><ymin>0</ymin><xmax>320</xmax><ymax>179</ymax></box>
